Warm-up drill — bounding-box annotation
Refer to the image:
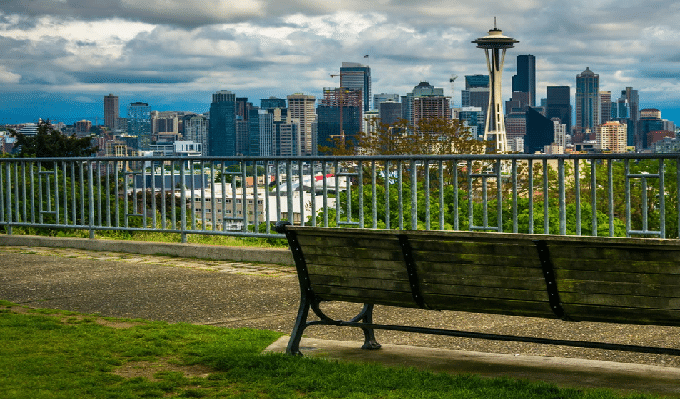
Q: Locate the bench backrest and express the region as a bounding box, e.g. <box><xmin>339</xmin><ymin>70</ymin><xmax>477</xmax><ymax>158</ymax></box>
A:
<box><xmin>285</xmin><ymin>226</ymin><xmax>680</xmax><ymax>326</ymax></box>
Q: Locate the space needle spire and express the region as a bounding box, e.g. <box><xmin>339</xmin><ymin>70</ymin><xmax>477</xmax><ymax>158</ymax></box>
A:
<box><xmin>472</xmin><ymin>20</ymin><xmax>518</xmax><ymax>153</ymax></box>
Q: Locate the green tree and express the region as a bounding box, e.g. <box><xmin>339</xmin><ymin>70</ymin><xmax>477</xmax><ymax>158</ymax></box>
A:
<box><xmin>11</xmin><ymin>121</ymin><xmax>98</xmax><ymax>158</ymax></box>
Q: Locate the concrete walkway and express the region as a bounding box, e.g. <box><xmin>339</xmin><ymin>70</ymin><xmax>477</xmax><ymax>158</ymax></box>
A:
<box><xmin>1</xmin><ymin>235</ymin><xmax>680</xmax><ymax>397</ymax></box>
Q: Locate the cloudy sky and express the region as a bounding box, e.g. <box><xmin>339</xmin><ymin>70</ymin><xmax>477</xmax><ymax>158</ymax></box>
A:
<box><xmin>1</xmin><ymin>0</ymin><xmax>679</xmax><ymax>125</ymax></box>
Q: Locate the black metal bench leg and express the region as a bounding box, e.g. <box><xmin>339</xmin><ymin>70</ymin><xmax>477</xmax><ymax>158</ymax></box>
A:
<box><xmin>360</xmin><ymin>304</ymin><xmax>381</xmax><ymax>350</ymax></box>
<box><xmin>286</xmin><ymin>292</ymin><xmax>311</xmax><ymax>355</ymax></box>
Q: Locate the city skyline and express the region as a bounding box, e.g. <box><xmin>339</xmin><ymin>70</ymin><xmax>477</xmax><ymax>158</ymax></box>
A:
<box><xmin>0</xmin><ymin>1</ymin><xmax>679</xmax><ymax>125</ymax></box>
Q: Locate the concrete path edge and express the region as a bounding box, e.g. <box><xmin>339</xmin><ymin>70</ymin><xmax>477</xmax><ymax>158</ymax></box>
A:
<box><xmin>0</xmin><ymin>234</ymin><xmax>294</xmax><ymax>266</ymax></box>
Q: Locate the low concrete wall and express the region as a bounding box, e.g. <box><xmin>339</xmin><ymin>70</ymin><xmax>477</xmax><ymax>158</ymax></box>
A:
<box><xmin>0</xmin><ymin>235</ymin><xmax>294</xmax><ymax>266</ymax></box>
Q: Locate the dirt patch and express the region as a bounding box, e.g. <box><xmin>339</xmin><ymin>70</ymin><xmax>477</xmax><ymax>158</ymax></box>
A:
<box><xmin>3</xmin><ymin>305</ymin><xmax>143</xmax><ymax>329</ymax></box>
<box><xmin>113</xmin><ymin>358</ymin><xmax>214</xmax><ymax>381</ymax></box>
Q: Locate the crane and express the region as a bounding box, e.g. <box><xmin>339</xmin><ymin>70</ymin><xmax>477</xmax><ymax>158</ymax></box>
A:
<box><xmin>330</xmin><ymin>73</ymin><xmax>345</xmax><ymax>146</ymax></box>
<box><xmin>449</xmin><ymin>75</ymin><xmax>458</xmax><ymax>108</ymax></box>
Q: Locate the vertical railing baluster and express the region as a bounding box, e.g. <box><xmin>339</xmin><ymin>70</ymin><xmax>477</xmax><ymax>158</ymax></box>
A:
<box><xmin>496</xmin><ymin>159</ymin><xmax>502</xmax><ymax>232</ymax></box>
<box><xmin>88</xmin><ymin>161</ymin><xmax>95</xmax><ymax>239</ymax></box>
<box><xmin>558</xmin><ymin>158</ymin><xmax>566</xmax><ymax>235</ymax></box>
<box><xmin>411</xmin><ymin>159</ymin><xmax>418</xmax><ymax>230</ymax></box>
<box><xmin>180</xmin><ymin>160</ymin><xmax>187</xmax><ymax>242</ymax></box>
<box><xmin>528</xmin><ymin>159</ymin><xmax>533</xmax><ymax>234</ymax></box>
<box><xmin>358</xmin><ymin>161</ymin><xmax>364</xmax><ymax>228</ymax></box>
<box><xmin>287</xmin><ymin>161</ymin><xmax>294</xmax><ymax>224</ymax></box>
<box><xmin>467</xmin><ymin>160</ymin><xmax>473</xmax><ymax>231</ymax></box>
<box><xmin>591</xmin><ymin>159</ymin><xmax>597</xmax><ymax>236</ymax></box>
<box><xmin>574</xmin><ymin>159</ymin><xmax>581</xmax><ymax>236</ymax></box>
<box><xmin>398</xmin><ymin>160</ymin><xmax>403</xmax><ymax>230</ymax></box>
<box><xmin>608</xmin><ymin>159</ymin><xmax>614</xmax><ymax>237</ymax></box>
<box><xmin>512</xmin><ymin>159</ymin><xmax>518</xmax><ymax>234</ymax></box>
<box><xmin>543</xmin><ymin>159</ymin><xmax>549</xmax><ymax>234</ymax></box>
<box><xmin>385</xmin><ymin>160</ymin><xmax>391</xmax><ymax>230</ymax></box>
<box><xmin>659</xmin><ymin>158</ymin><xmax>665</xmax><ymax>238</ymax></box>
<box><xmin>372</xmin><ymin>161</ymin><xmax>377</xmax><ymax>229</ymax></box>
<box><xmin>439</xmin><ymin>160</ymin><xmax>444</xmax><ymax>230</ymax></box>
<box><xmin>625</xmin><ymin>159</ymin><xmax>631</xmax><ymax>237</ymax></box>
<box><xmin>424</xmin><ymin>160</ymin><xmax>430</xmax><ymax>230</ymax></box>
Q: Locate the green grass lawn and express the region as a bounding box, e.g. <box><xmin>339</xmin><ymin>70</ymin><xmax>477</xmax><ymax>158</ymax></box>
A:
<box><xmin>0</xmin><ymin>301</ymin><xmax>663</xmax><ymax>399</ymax></box>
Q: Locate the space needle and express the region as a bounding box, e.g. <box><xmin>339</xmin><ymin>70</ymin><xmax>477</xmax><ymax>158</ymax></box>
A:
<box><xmin>472</xmin><ymin>19</ymin><xmax>518</xmax><ymax>153</ymax></box>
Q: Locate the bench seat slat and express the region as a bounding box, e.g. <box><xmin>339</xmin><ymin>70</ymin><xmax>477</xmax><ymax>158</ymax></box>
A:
<box><xmin>302</xmin><ymin>246</ymin><xmax>403</xmax><ymax>261</ymax></box>
<box><xmin>552</xmin><ymin>258</ymin><xmax>680</xmax><ymax>275</ymax></box>
<box><xmin>296</xmin><ymin>234</ymin><xmax>402</xmax><ymax>251</ymax></box>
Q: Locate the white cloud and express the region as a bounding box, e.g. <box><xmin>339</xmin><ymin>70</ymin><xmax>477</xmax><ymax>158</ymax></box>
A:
<box><xmin>0</xmin><ymin>65</ymin><xmax>20</xmax><ymax>83</ymax></box>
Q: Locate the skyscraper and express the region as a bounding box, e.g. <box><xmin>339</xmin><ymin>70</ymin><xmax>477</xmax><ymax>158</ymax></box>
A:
<box><xmin>208</xmin><ymin>90</ymin><xmax>236</xmax><ymax>156</ymax></box>
<box><xmin>340</xmin><ymin>62</ymin><xmax>371</xmax><ymax>112</ymax></box>
<box><xmin>183</xmin><ymin>114</ymin><xmax>208</xmax><ymax>156</ymax></box>
<box><xmin>405</xmin><ymin>81</ymin><xmax>446</xmax><ymax>126</ymax></box>
<box><xmin>575</xmin><ymin>67</ymin><xmax>600</xmax><ymax>142</ymax></box>
<box><xmin>104</xmin><ymin>94</ymin><xmax>119</xmax><ymax>130</ymax></box>
<box><xmin>599</xmin><ymin>91</ymin><xmax>612</xmax><ymax>125</ymax></box>
<box><xmin>287</xmin><ymin>94</ymin><xmax>316</xmax><ymax>155</ymax></box>
<box><xmin>127</xmin><ymin>102</ymin><xmax>151</xmax><ymax>151</ymax></box>
<box><xmin>546</xmin><ymin>86</ymin><xmax>571</xmax><ymax>133</ymax></box>
<box><xmin>512</xmin><ymin>55</ymin><xmax>536</xmax><ymax>107</ymax></box>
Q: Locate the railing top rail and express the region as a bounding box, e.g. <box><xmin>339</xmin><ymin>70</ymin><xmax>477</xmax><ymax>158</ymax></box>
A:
<box><xmin>2</xmin><ymin>153</ymin><xmax>680</xmax><ymax>163</ymax></box>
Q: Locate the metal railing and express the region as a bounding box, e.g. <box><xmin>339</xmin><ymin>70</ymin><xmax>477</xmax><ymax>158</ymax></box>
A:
<box><xmin>0</xmin><ymin>153</ymin><xmax>678</xmax><ymax>240</ymax></box>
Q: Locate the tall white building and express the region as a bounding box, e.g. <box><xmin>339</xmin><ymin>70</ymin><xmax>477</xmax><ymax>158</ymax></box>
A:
<box><xmin>287</xmin><ymin>94</ymin><xmax>316</xmax><ymax>155</ymax></box>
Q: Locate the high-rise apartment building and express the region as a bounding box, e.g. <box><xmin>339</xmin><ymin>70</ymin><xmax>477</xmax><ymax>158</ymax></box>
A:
<box><xmin>512</xmin><ymin>55</ymin><xmax>536</xmax><ymax>107</ymax></box>
<box><xmin>599</xmin><ymin>91</ymin><xmax>612</xmax><ymax>125</ymax></box>
<box><xmin>208</xmin><ymin>90</ymin><xmax>236</xmax><ymax>156</ymax></box>
<box><xmin>412</xmin><ymin>96</ymin><xmax>451</xmax><ymax>127</ymax></box>
<box><xmin>287</xmin><ymin>94</ymin><xmax>316</xmax><ymax>155</ymax></box>
<box><xmin>575</xmin><ymin>67</ymin><xmax>600</xmax><ymax>142</ymax></box>
<box><xmin>127</xmin><ymin>102</ymin><xmax>151</xmax><ymax>151</ymax></box>
<box><xmin>183</xmin><ymin>114</ymin><xmax>208</xmax><ymax>156</ymax></box>
<box><xmin>104</xmin><ymin>94</ymin><xmax>119</xmax><ymax>130</ymax></box>
<box><xmin>340</xmin><ymin>62</ymin><xmax>371</xmax><ymax>112</ymax></box>
<box><xmin>546</xmin><ymin>86</ymin><xmax>571</xmax><ymax>133</ymax></box>
<box><xmin>596</xmin><ymin>121</ymin><xmax>627</xmax><ymax>153</ymax></box>
<box><xmin>404</xmin><ymin>81</ymin><xmax>446</xmax><ymax>126</ymax></box>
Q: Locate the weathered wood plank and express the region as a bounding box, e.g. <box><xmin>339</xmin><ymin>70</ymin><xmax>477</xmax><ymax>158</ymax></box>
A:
<box><xmin>409</xmin><ymin>238</ymin><xmax>537</xmax><ymax>258</ymax></box>
<box><xmin>309</xmin><ymin>274</ymin><xmax>412</xmax><ymax>293</ymax></box>
<box><xmin>307</xmin><ymin>264</ymin><xmax>408</xmax><ymax>280</ymax></box>
<box><xmin>423</xmin><ymin>294</ymin><xmax>556</xmax><ymax>317</ymax></box>
<box><xmin>552</xmin><ymin>258</ymin><xmax>680</xmax><ymax>274</ymax></box>
<box><xmin>548</xmin><ymin>244</ymin><xmax>680</xmax><ymax>263</ymax></box>
<box><xmin>560</xmin><ymin>292</ymin><xmax>680</xmax><ymax>309</ymax></box>
<box><xmin>418</xmin><ymin>258</ymin><xmax>542</xmax><ymax>271</ymax></box>
<box><xmin>561</xmin><ymin>304</ymin><xmax>680</xmax><ymax>326</ymax></box>
<box><xmin>554</xmin><ymin>269</ymin><xmax>680</xmax><ymax>285</ymax></box>
<box><xmin>556</xmin><ymin>279</ymin><xmax>680</xmax><ymax>298</ymax></box>
<box><xmin>296</xmin><ymin>233</ymin><xmax>401</xmax><ymax>251</ymax></box>
<box><xmin>421</xmin><ymin>273</ymin><xmax>546</xmax><ymax>291</ymax></box>
<box><xmin>305</xmin><ymin>255</ymin><xmax>406</xmax><ymax>271</ymax></box>
<box><xmin>302</xmin><ymin>246</ymin><xmax>403</xmax><ymax>262</ymax></box>
<box><xmin>313</xmin><ymin>285</ymin><xmax>416</xmax><ymax>307</ymax></box>
<box><xmin>421</xmin><ymin>283</ymin><xmax>549</xmax><ymax>301</ymax></box>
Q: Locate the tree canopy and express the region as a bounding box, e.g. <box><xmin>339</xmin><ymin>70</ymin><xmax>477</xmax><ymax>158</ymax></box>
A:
<box><xmin>320</xmin><ymin>117</ymin><xmax>497</xmax><ymax>156</ymax></box>
<box><xmin>11</xmin><ymin>121</ymin><xmax>98</xmax><ymax>158</ymax></box>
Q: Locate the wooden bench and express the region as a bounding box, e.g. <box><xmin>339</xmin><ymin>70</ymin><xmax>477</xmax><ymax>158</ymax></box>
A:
<box><xmin>275</xmin><ymin>222</ymin><xmax>680</xmax><ymax>356</ymax></box>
